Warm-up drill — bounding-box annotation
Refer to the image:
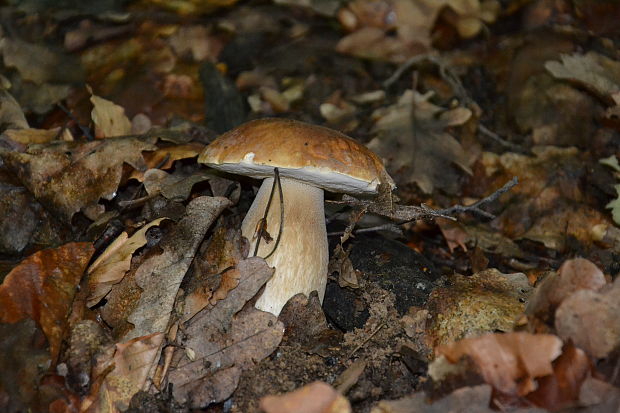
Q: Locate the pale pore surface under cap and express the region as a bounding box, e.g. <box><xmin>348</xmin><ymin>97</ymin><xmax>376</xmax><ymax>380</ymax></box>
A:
<box><xmin>242</xmin><ymin>177</ymin><xmax>328</xmax><ymax>315</ymax></box>
<box><xmin>199</xmin><ymin>118</ymin><xmax>395</xmax><ymax>195</ymax></box>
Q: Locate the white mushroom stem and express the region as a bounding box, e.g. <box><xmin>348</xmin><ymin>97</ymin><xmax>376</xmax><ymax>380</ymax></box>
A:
<box><xmin>241</xmin><ymin>177</ymin><xmax>328</xmax><ymax>316</ymax></box>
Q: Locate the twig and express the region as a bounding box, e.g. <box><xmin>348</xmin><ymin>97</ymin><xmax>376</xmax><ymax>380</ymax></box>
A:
<box><xmin>347</xmin><ymin>323</ymin><xmax>385</xmax><ymax>360</ymax></box>
<box><xmin>327</xmin><ymin>223</ymin><xmax>403</xmax><ymax>237</ymax></box>
<box><xmin>437</xmin><ymin>176</ymin><xmax>518</xmax><ymax>219</ymax></box>
<box><xmin>478</xmin><ymin>124</ymin><xmax>528</xmax><ymax>154</ymax></box>
<box><xmin>383</xmin><ymin>54</ymin><xmax>434</xmax><ymax>88</ymax></box>
<box><xmin>327</xmin><ymin>177</ymin><xmax>518</xmax><ymax>223</ymax></box>
<box><xmin>327</xmin><ymin>196</ymin><xmax>455</xmax><ymax>222</ymax></box>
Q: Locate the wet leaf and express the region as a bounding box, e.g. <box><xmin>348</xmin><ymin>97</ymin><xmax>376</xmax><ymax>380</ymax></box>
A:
<box><xmin>182</xmin><ymin>225</ymin><xmax>249</xmax><ymax>322</ymax></box>
<box><xmin>142</xmin><ymin>169</ymin><xmax>211</xmax><ymax>201</ymax></box>
<box><xmin>260</xmin><ymin>381</ymin><xmax>352</xmax><ymax>413</ymax></box>
<box><xmin>0</xmin><ymin>242</ymin><xmax>94</xmax><ymax>361</ymax></box>
<box><xmin>127</xmin><ymin>142</ymin><xmax>205</xmax><ymax>182</ymax></box>
<box><xmin>368</xmin><ymin>89</ymin><xmax>472</xmax><ymax>193</ymax></box>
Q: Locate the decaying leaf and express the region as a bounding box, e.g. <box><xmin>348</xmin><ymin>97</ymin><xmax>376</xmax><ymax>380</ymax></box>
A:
<box><xmin>435</xmin><ymin>332</ymin><xmax>563</xmax><ymax>396</ymax></box>
<box><xmin>555</xmin><ymin>277</ymin><xmax>620</xmax><ymax>359</ymax></box>
<box><xmin>0</xmin><ymin>137</ymin><xmax>157</xmax><ymax>221</ymax></box>
<box><xmin>86</xmin><ymin>218</ymin><xmax>167</xmax><ymax>307</ymax></box>
<box><xmin>424</xmin><ymin>269</ymin><xmax>531</xmax><ymax>348</ymax></box>
<box><xmin>260</xmin><ymin>381</ymin><xmax>352</xmax><ymax>413</ymax></box>
<box><xmin>169</xmin><ymin>257</ymin><xmax>280</xmax><ymax>407</ymax></box>
<box><xmin>368</xmin><ymin>89</ymin><xmax>472</xmax><ymax>193</ymax></box>
<box><xmin>0</xmin><ymin>242</ymin><xmax>94</xmax><ymax>361</ymax></box>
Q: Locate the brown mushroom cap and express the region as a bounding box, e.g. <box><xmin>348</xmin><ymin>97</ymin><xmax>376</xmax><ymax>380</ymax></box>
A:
<box><xmin>199</xmin><ymin>118</ymin><xmax>395</xmax><ymax>195</ymax></box>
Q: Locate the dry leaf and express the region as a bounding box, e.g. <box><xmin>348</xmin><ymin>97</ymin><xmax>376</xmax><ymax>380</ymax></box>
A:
<box><xmin>260</xmin><ymin>381</ymin><xmax>352</xmax><ymax>413</ymax></box>
<box><xmin>169</xmin><ymin>257</ymin><xmax>280</xmax><ymax>407</ymax></box>
<box><xmin>371</xmin><ymin>384</ymin><xmax>495</xmax><ymax>413</ymax></box>
<box><xmin>0</xmin><ymin>242</ymin><xmax>94</xmax><ymax>361</ymax></box>
<box><xmin>368</xmin><ymin>89</ymin><xmax>472</xmax><ymax>193</ymax></box>
<box><xmin>545</xmin><ymin>52</ymin><xmax>620</xmax><ymax>100</ymax></box>
<box><xmin>555</xmin><ymin>278</ymin><xmax>620</xmax><ymax>359</ymax></box>
<box><xmin>182</xmin><ymin>225</ymin><xmax>249</xmax><ymax>322</ymax></box>
<box><xmin>4</xmin><ymin>128</ymin><xmax>72</xmax><ymax>144</ymax></box>
<box><xmin>336</xmin><ymin>0</ymin><xmax>447</xmax><ymax>62</ymax></box>
<box><xmin>526</xmin><ymin>343</ymin><xmax>591</xmax><ymax>411</ymax></box>
<box><xmin>84</xmin><ymin>333</ymin><xmax>164</xmax><ymax>412</ymax></box>
<box><xmin>123</xmin><ymin>196</ymin><xmax>231</xmax><ymax>341</ymax></box>
<box><xmin>436</xmin><ymin>332</ymin><xmax>563</xmax><ymax>396</ymax></box>
<box><xmin>446</xmin><ymin>0</ymin><xmax>500</xmax><ymax>38</ymax></box>
<box><xmin>86</xmin><ymin>218</ymin><xmax>167</xmax><ymax>307</ymax></box>
<box><xmin>127</xmin><ymin>142</ymin><xmax>205</xmax><ymax>182</ymax></box>
<box><xmin>0</xmin><ymin>88</ymin><xmax>29</xmax><ymax>130</ymax></box>
<box><xmin>0</xmin><ymin>137</ymin><xmax>157</xmax><ymax>222</ymax></box>
<box><xmin>90</xmin><ymin>92</ymin><xmax>133</xmax><ymax>138</ymax></box>
<box><xmin>526</xmin><ymin>258</ymin><xmax>607</xmax><ymax>321</ymax></box>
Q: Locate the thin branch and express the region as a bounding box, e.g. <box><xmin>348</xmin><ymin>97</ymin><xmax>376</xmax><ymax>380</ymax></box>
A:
<box><xmin>327</xmin><ymin>223</ymin><xmax>403</xmax><ymax>237</ymax></box>
<box><xmin>327</xmin><ymin>177</ymin><xmax>518</xmax><ymax>223</ymax></box>
<box><xmin>437</xmin><ymin>176</ymin><xmax>518</xmax><ymax>219</ymax></box>
<box><xmin>478</xmin><ymin>124</ymin><xmax>528</xmax><ymax>154</ymax></box>
<box><xmin>383</xmin><ymin>53</ymin><xmax>435</xmax><ymax>88</ymax></box>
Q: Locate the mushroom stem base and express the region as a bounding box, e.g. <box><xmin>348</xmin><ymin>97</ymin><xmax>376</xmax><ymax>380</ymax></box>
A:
<box><xmin>242</xmin><ymin>177</ymin><xmax>328</xmax><ymax>316</ymax></box>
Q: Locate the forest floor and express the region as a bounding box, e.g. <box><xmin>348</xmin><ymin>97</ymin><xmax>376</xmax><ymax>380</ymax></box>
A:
<box><xmin>0</xmin><ymin>0</ymin><xmax>619</xmax><ymax>412</ymax></box>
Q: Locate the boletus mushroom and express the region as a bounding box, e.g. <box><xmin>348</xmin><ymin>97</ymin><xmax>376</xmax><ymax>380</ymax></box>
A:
<box><xmin>199</xmin><ymin>118</ymin><xmax>395</xmax><ymax>315</ymax></box>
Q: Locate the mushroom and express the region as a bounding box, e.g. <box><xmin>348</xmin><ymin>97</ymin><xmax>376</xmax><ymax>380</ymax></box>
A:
<box><xmin>199</xmin><ymin>118</ymin><xmax>395</xmax><ymax>315</ymax></box>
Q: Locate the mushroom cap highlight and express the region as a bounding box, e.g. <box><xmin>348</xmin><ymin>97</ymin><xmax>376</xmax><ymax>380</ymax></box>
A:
<box><xmin>199</xmin><ymin>118</ymin><xmax>395</xmax><ymax>195</ymax></box>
